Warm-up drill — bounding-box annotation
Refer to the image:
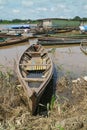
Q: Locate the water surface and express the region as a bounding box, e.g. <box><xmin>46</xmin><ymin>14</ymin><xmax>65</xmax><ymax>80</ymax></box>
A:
<box><xmin>0</xmin><ymin>38</ymin><xmax>87</xmax><ymax>78</ymax></box>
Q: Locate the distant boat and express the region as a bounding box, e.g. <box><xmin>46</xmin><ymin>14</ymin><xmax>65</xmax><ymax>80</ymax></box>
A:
<box><xmin>80</xmin><ymin>40</ymin><xmax>87</xmax><ymax>54</ymax></box>
<box><xmin>53</xmin><ymin>28</ymin><xmax>73</xmax><ymax>33</ymax></box>
<box><xmin>0</xmin><ymin>32</ymin><xmax>22</xmax><ymax>38</ymax></box>
<box><xmin>37</xmin><ymin>37</ymin><xmax>82</xmax><ymax>45</ymax></box>
<box><xmin>79</xmin><ymin>25</ymin><xmax>87</xmax><ymax>33</ymax></box>
<box><xmin>0</xmin><ymin>35</ymin><xmax>29</xmax><ymax>47</ymax></box>
<box><xmin>16</xmin><ymin>44</ymin><xmax>53</xmax><ymax>114</ymax></box>
<box><xmin>9</xmin><ymin>24</ymin><xmax>30</xmax><ymax>29</ymax></box>
<box><xmin>2</xmin><ymin>24</ymin><xmax>30</xmax><ymax>34</ymax></box>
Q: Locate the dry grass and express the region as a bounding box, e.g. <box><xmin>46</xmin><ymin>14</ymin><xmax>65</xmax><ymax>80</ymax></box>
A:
<box><xmin>0</xmin><ymin>68</ymin><xmax>87</xmax><ymax>130</ymax></box>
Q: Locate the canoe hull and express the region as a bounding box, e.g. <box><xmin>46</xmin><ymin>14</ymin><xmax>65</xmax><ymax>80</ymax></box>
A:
<box><xmin>0</xmin><ymin>36</ymin><xmax>29</xmax><ymax>47</ymax></box>
<box><xmin>16</xmin><ymin>44</ymin><xmax>53</xmax><ymax>114</ymax></box>
<box><xmin>37</xmin><ymin>37</ymin><xmax>82</xmax><ymax>45</ymax></box>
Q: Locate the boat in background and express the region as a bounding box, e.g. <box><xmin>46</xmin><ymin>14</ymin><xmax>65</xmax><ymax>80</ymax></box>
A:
<box><xmin>16</xmin><ymin>44</ymin><xmax>53</xmax><ymax>114</ymax></box>
<box><xmin>0</xmin><ymin>32</ymin><xmax>22</xmax><ymax>38</ymax></box>
<box><xmin>0</xmin><ymin>35</ymin><xmax>29</xmax><ymax>47</ymax></box>
<box><xmin>0</xmin><ymin>24</ymin><xmax>30</xmax><ymax>35</ymax></box>
<box><xmin>80</xmin><ymin>40</ymin><xmax>87</xmax><ymax>54</ymax></box>
<box><xmin>10</xmin><ymin>24</ymin><xmax>30</xmax><ymax>29</ymax></box>
<box><xmin>79</xmin><ymin>25</ymin><xmax>87</xmax><ymax>34</ymax></box>
<box><xmin>37</xmin><ymin>37</ymin><xmax>83</xmax><ymax>45</ymax></box>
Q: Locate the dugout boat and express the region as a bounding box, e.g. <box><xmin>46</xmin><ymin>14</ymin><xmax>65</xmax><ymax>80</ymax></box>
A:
<box><xmin>0</xmin><ymin>36</ymin><xmax>29</xmax><ymax>47</ymax></box>
<box><xmin>37</xmin><ymin>37</ymin><xmax>82</xmax><ymax>45</ymax></box>
<box><xmin>16</xmin><ymin>44</ymin><xmax>53</xmax><ymax>114</ymax></box>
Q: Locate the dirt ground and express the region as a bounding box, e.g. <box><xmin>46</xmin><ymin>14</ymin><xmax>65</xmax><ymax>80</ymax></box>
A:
<box><xmin>0</xmin><ymin>70</ymin><xmax>87</xmax><ymax>130</ymax></box>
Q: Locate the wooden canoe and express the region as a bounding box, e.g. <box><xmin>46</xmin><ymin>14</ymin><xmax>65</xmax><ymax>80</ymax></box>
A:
<box><xmin>80</xmin><ymin>40</ymin><xmax>87</xmax><ymax>54</ymax></box>
<box><xmin>53</xmin><ymin>28</ymin><xmax>73</xmax><ymax>33</ymax></box>
<box><xmin>37</xmin><ymin>37</ymin><xmax>82</xmax><ymax>45</ymax></box>
<box><xmin>0</xmin><ymin>33</ymin><xmax>21</xmax><ymax>38</ymax></box>
<box><xmin>0</xmin><ymin>36</ymin><xmax>29</xmax><ymax>47</ymax></box>
<box><xmin>16</xmin><ymin>44</ymin><xmax>53</xmax><ymax>114</ymax></box>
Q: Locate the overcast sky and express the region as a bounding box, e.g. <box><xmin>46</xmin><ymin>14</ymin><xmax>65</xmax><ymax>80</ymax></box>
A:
<box><xmin>0</xmin><ymin>0</ymin><xmax>87</xmax><ymax>20</ymax></box>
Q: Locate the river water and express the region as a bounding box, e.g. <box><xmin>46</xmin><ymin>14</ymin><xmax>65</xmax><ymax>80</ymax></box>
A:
<box><xmin>50</xmin><ymin>45</ymin><xmax>87</xmax><ymax>78</ymax></box>
<box><xmin>0</xmin><ymin>24</ymin><xmax>87</xmax><ymax>79</ymax></box>
<box><xmin>0</xmin><ymin>39</ymin><xmax>87</xmax><ymax>79</ymax></box>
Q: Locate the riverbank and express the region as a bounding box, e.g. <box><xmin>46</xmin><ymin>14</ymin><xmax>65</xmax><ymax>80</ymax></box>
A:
<box><xmin>0</xmin><ymin>31</ymin><xmax>87</xmax><ymax>130</ymax></box>
<box><xmin>0</xmin><ymin>68</ymin><xmax>87</xmax><ymax>130</ymax></box>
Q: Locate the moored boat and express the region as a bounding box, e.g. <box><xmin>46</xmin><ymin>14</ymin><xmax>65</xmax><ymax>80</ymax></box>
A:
<box><xmin>0</xmin><ymin>32</ymin><xmax>21</xmax><ymax>38</ymax></box>
<box><xmin>16</xmin><ymin>44</ymin><xmax>53</xmax><ymax>114</ymax></box>
<box><xmin>80</xmin><ymin>40</ymin><xmax>87</xmax><ymax>54</ymax></box>
<box><xmin>0</xmin><ymin>36</ymin><xmax>29</xmax><ymax>47</ymax></box>
<box><xmin>37</xmin><ymin>37</ymin><xmax>82</xmax><ymax>45</ymax></box>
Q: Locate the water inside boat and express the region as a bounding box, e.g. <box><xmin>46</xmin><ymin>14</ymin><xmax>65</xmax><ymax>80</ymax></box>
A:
<box><xmin>27</xmin><ymin>70</ymin><xmax>44</xmax><ymax>88</ymax></box>
<box><xmin>27</xmin><ymin>70</ymin><xmax>44</xmax><ymax>78</ymax></box>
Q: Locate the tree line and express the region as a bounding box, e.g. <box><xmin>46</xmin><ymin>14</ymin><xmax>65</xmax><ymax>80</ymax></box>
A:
<box><xmin>0</xmin><ymin>16</ymin><xmax>87</xmax><ymax>24</ymax></box>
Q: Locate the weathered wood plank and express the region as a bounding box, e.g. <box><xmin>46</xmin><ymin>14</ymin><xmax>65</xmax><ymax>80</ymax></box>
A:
<box><xmin>22</xmin><ymin>77</ymin><xmax>45</xmax><ymax>82</ymax></box>
<box><xmin>19</xmin><ymin>63</ymin><xmax>48</xmax><ymax>66</ymax></box>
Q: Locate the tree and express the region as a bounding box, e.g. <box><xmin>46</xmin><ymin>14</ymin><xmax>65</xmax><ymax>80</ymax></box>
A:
<box><xmin>73</xmin><ymin>16</ymin><xmax>81</xmax><ymax>21</ymax></box>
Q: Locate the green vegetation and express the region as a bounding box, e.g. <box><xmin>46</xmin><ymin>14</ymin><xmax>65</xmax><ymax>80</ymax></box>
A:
<box><xmin>0</xmin><ymin>16</ymin><xmax>87</xmax><ymax>26</ymax></box>
<box><xmin>0</xmin><ymin>19</ymin><xmax>40</xmax><ymax>24</ymax></box>
<box><xmin>50</xmin><ymin>95</ymin><xmax>56</xmax><ymax>110</ymax></box>
<box><xmin>52</xmin><ymin>19</ymin><xmax>80</xmax><ymax>28</ymax></box>
<box><xmin>56</xmin><ymin>125</ymin><xmax>64</xmax><ymax>130</ymax></box>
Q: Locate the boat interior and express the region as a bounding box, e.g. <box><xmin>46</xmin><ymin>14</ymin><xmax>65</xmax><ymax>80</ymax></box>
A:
<box><xmin>19</xmin><ymin>44</ymin><xmax>51</xmax><ymax>89</ymax></box>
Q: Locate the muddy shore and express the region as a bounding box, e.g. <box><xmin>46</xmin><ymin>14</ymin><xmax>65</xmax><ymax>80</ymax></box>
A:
<box><xmin>0</xmin><ymin>68</ymin><xmax>87</xmax><ymax>130</ymax></box>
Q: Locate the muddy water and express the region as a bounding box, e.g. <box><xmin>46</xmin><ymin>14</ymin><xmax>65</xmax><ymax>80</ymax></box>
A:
<box><xmin>0</xmin><ymin>39</ymin><xmax>87</xmax><ymax>78</ymax></box>
<box><xmin>0</xmin><ymin>42</ymin><xmax>30</xmax><ymax>68</ymax></box>
<box><xmin>49</xmin><ymin>45</ymin><xmax>87</xmax><ymax>78</ymax></box>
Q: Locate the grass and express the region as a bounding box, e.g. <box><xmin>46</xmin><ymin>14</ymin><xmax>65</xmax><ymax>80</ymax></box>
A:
<box><xmin>56</xmin><ymin>125</ymin><xmax>64</xmax><ymax>130</ymax></box>
<box><xmin>50</xmin><ymin>95</ymin><xmax>56</xmax><ymax>110</ymax></box>
<box><xmin>1</xmin><ymin>68</ymin><xmax>87</xmax><ymax>129</ymax></box>
<box><xmin>52</xmin><ymin>19</ymin><xmax>80</xmax><ymax>28</ymax></box>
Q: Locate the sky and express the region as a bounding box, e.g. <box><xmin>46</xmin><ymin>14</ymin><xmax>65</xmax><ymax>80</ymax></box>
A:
<box><xmin>0</xmin><ymin>0</ymin><xmax>87</xmax><ymax>20</ymax></box>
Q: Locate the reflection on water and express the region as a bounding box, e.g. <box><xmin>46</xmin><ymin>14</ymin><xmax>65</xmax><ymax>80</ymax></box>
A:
<box><xmin>0</xmin><ymin>39</ymin><xmax>87</xmax><ymax>78</ymax></box>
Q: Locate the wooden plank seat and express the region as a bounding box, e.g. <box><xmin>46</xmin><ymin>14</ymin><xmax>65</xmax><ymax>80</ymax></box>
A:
<box><xmin>22</xmin><ymin>77</ymin><xmax>45</xmax><ymax>82</ymax></box>
<box><xmin>25</xmin><ymin>51</ymin><xmax>41</xmax><ymax>54</ymax></box>
<box><xmin>19</xmin><ymin>63</ymin><xmax>48</xmax><ymax>66</ymax></box>
<box><xmin>25</xmin><ymin>64</ymin><xmax>47</xmax><ymax>71</ymax></box>
<box><xmin>25</xmin><ymin>51</ymin><xmax>41</xmax><ymax>57</ymax></box>
<box><xmin>20</xmin><ymin>57</ymin><xmax>48</xmax><ymax>71</ymax></box>
<box><xmin>25</xmin><ymin>49</ymin><xmax>45</xmax><ymax>55</ymax></box>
